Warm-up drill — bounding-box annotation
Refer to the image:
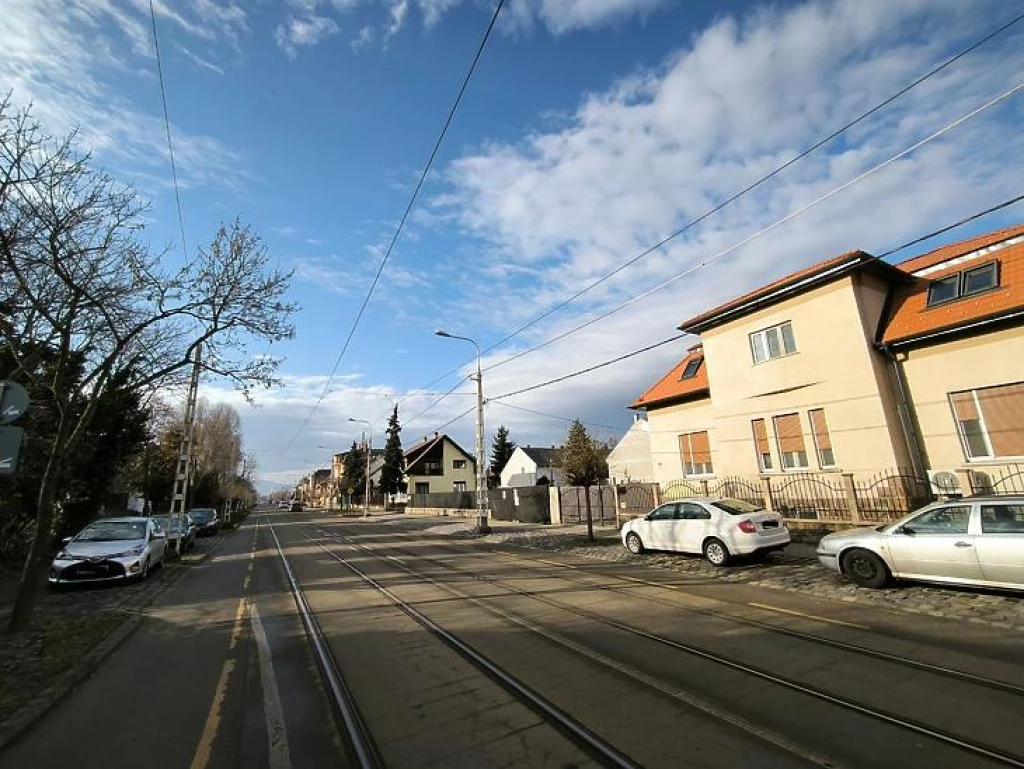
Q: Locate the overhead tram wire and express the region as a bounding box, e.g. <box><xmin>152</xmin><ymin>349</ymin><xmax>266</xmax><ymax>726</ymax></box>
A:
<box><xmin>482</xmin><ymin>194</ymin><xmax>1024</xmax><ymax>403</ymax></box>
<box><xmin>490</xmin><ymin>401</ymin><xmax>630</xmax><ymax>433</ymax></box>
<box><xmin>285</xmin><ymin>0</ymin><xmax>506</xmax><ymax>450</ymax></box>
<box><xmin>148</xmin><ymin>0</ymin><xmax>188</xmax><ymax>262</ymax></box>
<box><xmin>392</xmin><ymin>12</ymin><xmax>1024</xmax><ymax>404</ymax></box>
<box><xmin>478</xmin><ymin>79</ymin><xmax>1024</xmax><ymax>374</ymax></box>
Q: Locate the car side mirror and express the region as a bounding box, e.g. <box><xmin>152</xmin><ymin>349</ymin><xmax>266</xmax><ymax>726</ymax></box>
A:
<box><xmin>898</xmin><ymin>525</ymin><xmax>915</xmax><ymax>536</ymax></box>
<box><xmin>60</xmin><ymin>536</ymin><xmax>72</xmax><ymax>547</ymax></box>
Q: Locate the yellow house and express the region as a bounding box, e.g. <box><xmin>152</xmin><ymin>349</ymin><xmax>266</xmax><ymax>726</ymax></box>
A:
<box><xmin>404</xmin><ymin>432</ymin><xmax>478</xmax><ymax>497</ymax></box>
<box><xmin>631</xmin><ymin>224</ymin><xmax>1024</xmax><ymax>497</ymax></box>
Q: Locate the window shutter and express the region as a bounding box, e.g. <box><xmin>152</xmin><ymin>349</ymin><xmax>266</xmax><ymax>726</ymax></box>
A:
<box><xmin>752</xmin><ymin>419</ymin><xmax>769</xmax><ymax>454</ymax></box>
<box><xmin>809</xmin><ymin>409</ymin><xmax>832</xmax><ymax>451</ymax></box>
<box><xmin>977</xmin><ymin>383</ymin><xmax>1024</xmax><ymax>456</ymax></box>
<box><xmin>774</xmin><ymin>413</ymin><xmax>805</xmax><ymax>454</ymax></box>
<box><xmin>950</xmin><ymin>391</ymin><xmax>979</xmax><ymax>421</ymax></box>
<box><xmin>678</xmin><ymin>434</ymin><xmax>694</xmax><ymax>471</ymax></box>
<box><xmin>690</xmin><ymin>431</ymin><xmax>712</xmax><ymax>464</ymax></box>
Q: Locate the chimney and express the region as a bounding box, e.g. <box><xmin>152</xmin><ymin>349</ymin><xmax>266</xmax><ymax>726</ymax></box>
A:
<box><xmin>434</xmin><ymin>431</ymin><xmax>439</xmax><ymax>439</ymax></box>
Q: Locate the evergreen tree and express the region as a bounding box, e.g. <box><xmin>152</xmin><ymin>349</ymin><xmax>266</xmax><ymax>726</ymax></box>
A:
<box><xmin>488</xmin><ymin>425</ymin><xmax>517</xmax><ymax>489</ymax></box>
<box><xmin>342</xmin><ymin>440</ymin><xmax>366</xmax><ymax>501</ymax></box>
<box><xmin>378</xmin><ymin>406</ymin><xmax>405</xmax><ymax>502</ymax></box>
<box><xmin>561</xmin><ymin>420</ymin><xmax>608</xmax><ymax>541</ymax></box>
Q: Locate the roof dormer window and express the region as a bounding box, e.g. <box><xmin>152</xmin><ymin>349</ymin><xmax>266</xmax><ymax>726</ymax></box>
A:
<box><xmin>926</xmin><ymin>261</ymin><xmax>999</xmax><ymax>307</ymax></box>
<box><xmin>680</xmin><ymin>356</ymin><xmax>703</xmax><ymax>380</ymax></box>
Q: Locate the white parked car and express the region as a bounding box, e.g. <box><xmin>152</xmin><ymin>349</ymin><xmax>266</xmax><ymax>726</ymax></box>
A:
<box><xmin>621</xmin><ymin>498</ymin><xmax>791</xmax><ymax>566</ymax></box>
<box><xmin>817</xmin><ymin>496</ymin><xmax>1024</xmax><ymax>590</ymax></box>
<box><xmin>49</xmin><ymin>517</ymin><xmax>167</xmax><ymax>586</ymax></box>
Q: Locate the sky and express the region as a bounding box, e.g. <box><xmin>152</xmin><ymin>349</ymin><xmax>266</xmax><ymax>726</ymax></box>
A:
<box><xmin>3</xmin><ymin>0</ymin><xmax>1024</xmax><ymax>491</ymax></box>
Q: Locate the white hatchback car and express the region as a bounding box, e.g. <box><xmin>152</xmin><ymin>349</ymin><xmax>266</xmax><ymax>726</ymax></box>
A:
<box><xmin>817</xmin><ymin>496</ymin><xmax>1024</xmax><ymax>590</ymax></box>
<box><xmin>621</xmin><ymin>498</ymin><xmax>791</xmax><ymax>566</ymax></box>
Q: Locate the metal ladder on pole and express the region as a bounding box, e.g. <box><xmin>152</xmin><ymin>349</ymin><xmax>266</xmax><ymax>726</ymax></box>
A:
<box><xmin>168</xmin><ymin>345</ymin><xmax>201</xmax><ymax>557</ymax></box>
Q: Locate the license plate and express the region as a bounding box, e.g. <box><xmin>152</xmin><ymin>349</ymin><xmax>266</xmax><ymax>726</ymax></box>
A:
<box><xmin>762</xmin><ymin>521</ymin><xmax>779</xmax><ymax>529</ymax></box>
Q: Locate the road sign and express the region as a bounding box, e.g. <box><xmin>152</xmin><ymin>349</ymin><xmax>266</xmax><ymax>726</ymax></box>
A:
<box><xmin>0</xmin><ymin>381</ymin><xmax>30</xmax><ymax>424</ymax></box>
<box><xmin>0</xmin><ymin>426</ymin><xmax>24</xmax><ymax>475</ymax></box>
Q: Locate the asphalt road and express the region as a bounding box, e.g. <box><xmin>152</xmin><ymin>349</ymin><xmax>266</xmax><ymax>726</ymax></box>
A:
<box><xmin>3</xmin><ymin>509</ymin><xmax>1023</xmax><ymax>769</ymax></box>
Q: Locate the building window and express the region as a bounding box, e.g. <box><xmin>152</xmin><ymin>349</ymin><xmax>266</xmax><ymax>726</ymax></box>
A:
<box><xmin>950</xmin><ymin>382</ymin><xmax>1024</xmax><ymax>459</ymax></box>
<box><xmin>679</xmin><ymin>431</ymin><xmax>713</xmax><ymax>476</ymax></box>
<box><xmin>773</xmin><ymin>413</ymin><xmax>808</xmax><ymax>470</ymax></box>
<box><xmin>751</xmin><ymin>419</ymin><xmax>773</xmax><ymax>471</ymax></box>
<box><xmin>749</xmin><ymin>321</ymin><xmax>796</xmax><ymax>364</ymax></box>
<box><xmin>453</xmin><ymin>481</ymin><xmax>467</xmax><ymax>493</ymax></box>
<box><xmin>808</xmin><ymin>409</ymin><xmax>836</xmax><ymax>468</ymax></box>
<box><xmin>680</xmin><ymin>356</ymin><xmax>703</xmax><ymax>380</ymax></box>
<box><xmin>414</xmin><ymin>482</ymin><xmax>430</xmax><ymax>495</ymax></box>
<box><xmin>926</xmin><ymin>261</ymin><xmax>999</xmax><ymax>307</ymax></box>
<box><xmin>453</xmin><ymin>459</ymin><xmax>467</xmax><ymax>469</ymax></box>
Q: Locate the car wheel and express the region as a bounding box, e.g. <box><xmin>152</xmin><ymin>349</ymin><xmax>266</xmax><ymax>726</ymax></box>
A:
<box><xmin>625</xmin><ymin>532</ymin><xmax>645</xmax><ymax>554</ymax></box>
<box><xmin>703</xmin><ymin>538</ymin><xmax>730</xmax><ymax>567</ymax></box>
<box><xmin>841</xmin><ymin>548</ymin><xmax>890</xmax><ymax>588</ymax></box>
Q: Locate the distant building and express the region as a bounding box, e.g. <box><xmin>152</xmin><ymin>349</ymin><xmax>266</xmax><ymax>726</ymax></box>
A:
<box><xmin>606</xmin><ymin>417</ymin><xmax>653</xmax><ymax>484</ymax></box>
<box><xmin>404</xmin><ymin>432</ymin><xmax>477</xmax><ymax>496</ymax></box>
<box><xmin>499</xmin><ymin>446</ymin><xmax>564</xmax><ymax>488</ymax></box>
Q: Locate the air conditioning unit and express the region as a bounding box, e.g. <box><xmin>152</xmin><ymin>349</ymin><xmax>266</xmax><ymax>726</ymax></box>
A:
<box><xmin>970</xmin><ymin>471</ymin><xmax>995</xmax><ymax>495</ymax></box>
<box><xmin>927</xmin><ymin>470</ymin><xmax>961</xmax><ymax>496</ymax></box>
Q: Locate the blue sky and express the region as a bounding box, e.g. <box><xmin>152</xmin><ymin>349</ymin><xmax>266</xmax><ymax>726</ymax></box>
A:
<box><xmin>4</xmin><ymin>0</ymin><xmax>1024</xmax><ymax>490</ymax></box>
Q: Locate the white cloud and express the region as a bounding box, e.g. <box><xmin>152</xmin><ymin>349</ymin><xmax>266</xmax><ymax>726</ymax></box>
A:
<box><xmin>275</xmin><ymin>14</ymin><xmax>341</xmax><ymax>59</ymax></box>
<box><xmin>351</xmin><ymin>25</ymin><xmax>375</xmax><ymax>51</ymax></box>
<box><xmin>0</xmin><ymin>0</ymin><xmax>248</xmax><ymax>192</ymax></box>
<box><xmin>385</xmin><ymin>0</ymin><xmax>409</xmax><ymax>39</ymax></box>
<box><xmin>177</xmin><ymin>44</ymin><xmax>225</xmax><ymax>74</ymax></box>
<box><xmin>411</xmin><ymin>0</ymin><xmax>1024</xmax><ymax>451</ymax></box>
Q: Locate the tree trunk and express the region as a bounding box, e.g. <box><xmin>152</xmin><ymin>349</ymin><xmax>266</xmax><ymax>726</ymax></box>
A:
<box><xmin>584</xmin><ymin>486</ymin><xmax>594</xmax><ymax>542</ymax></box>
<box><xmin>6</xmin><ymin>447</ymin><xmax>63</xmax><ymax>633</ymax></box>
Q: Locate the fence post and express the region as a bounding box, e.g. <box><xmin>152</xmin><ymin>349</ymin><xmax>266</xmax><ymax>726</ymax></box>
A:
<box><xmin>759</xmin><ymin>476</ymin><xmax>774</xmax><ymax>511</ymax></box>
<box><xmin>549</xmin><ymin>486</ymin><xmax>562</xmax><ymax>525</ymax></box>
<box><xmin>841</xmin><ymin>472</ymin><xmax>861</xmax><ymax>525</ymax></box>
<box><xmin>612</xmin><ymin>483</ymin><xmax>621</xmax><ymax>526</ymax></box>
<box><xmin>955</xmin><ymin>469</ymin><xmax>974</xmax><ymax>496</ymax></box>
<box><xmin>652</xmin><ymin>483</ymin><xmax>662</xmax><ymax>506</ymax></box>
<box><xmin>699</xmin><ymin>479</ymin><xmax>709</xmax><ymax>496</ymax></box>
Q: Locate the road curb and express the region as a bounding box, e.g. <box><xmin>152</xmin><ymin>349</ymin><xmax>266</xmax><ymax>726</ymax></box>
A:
<box><xmin>0</xmin><ymin>535</ymin><xmax>229</xmax><ymax>753</ymax></box>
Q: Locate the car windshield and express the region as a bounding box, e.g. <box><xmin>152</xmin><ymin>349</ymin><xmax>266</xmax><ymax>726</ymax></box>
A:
<box><xmin>152</xmin><ymin>516</ymin><xmax>183</xmax><ymax>532</ymax></box>
<box><xmin>711</xmin><ymin>498</ymin><xmax>762</xmax><ymax>516</ymax></box>
<box><xmin>189</xmin><ymin>510</ymin><xmax>214</xmax><ymax>522</ymax></box>
<box><xmin>76</xmin><ymin>521</ymin><xmax>146</xmax><ymax>541</ymax></box>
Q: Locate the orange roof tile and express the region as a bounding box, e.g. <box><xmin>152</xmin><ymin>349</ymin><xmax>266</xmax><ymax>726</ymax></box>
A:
<box><xmin>883</xmin><ymin>237</ymin><xmax>1024</xmax><ymax>344</ymax></box>
<box><xmin>630</xmin><ymin>346</ymin><xmax>709</xmax><ymax>410</ymax></box>
<box><xmin>678</xmin><ymin>251</ymin><xmax>883</xmax><ymax>332</ymax></box>
<box><xmin>896</xmin><ymin>223</ymin><xmax>1024</xmax><ymax>274</ymax></box>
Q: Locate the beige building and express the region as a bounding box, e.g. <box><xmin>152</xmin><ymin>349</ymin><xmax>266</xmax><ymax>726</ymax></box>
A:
<box><xmin>631</xmin><ymin>224</ymin><xmax>1024</xmax><ymax>494</ymax></box>
<box><xmin>606</xmin><ymin>416</ymin><xmax>654</xmax><ymax>483</ymax></box>
<box><xmin>404</xmin><ymin>433</ymin><xmax>477</xmax><ymax>496</ymax></box>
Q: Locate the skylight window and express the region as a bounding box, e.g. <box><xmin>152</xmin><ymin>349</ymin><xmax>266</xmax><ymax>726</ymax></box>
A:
<box><xmin>926</xmin><ymin>261</ymin><xmax>999</xmax><ymax>307</ymax></box>
<box><xmin>680</xmin><ymin>357</ymin><xmax>703</xmax><ymax>380</ymax></box>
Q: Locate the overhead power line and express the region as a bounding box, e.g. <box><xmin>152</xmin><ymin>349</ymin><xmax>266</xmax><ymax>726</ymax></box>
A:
<box><xmin>148</xmin><ymin>0</ymin><xmax>188</xmax><ymax>262</ymax></box>
<box><xmin>285</xmin><ymin>0</ymin><xmax>506</xmax><ymax>450</ymax></box>
<box><xmin>482</xmin><ymin>196</ymin><xmax>1024</xmax><ymax>403</ymax></box>
<box><xmin>399</xmin><ymin>12</ymin><xmax>1024</xmax><ymax>398</ymax></box>
<box><xmin>481</xmin><ymin>79</ymin><xmax>1024</xmax><ymax>373</ymax></box>
<box><xmin>490</xmin><ymin>400</ymin><xmax>629</xmax><ymax>432</ymax></box>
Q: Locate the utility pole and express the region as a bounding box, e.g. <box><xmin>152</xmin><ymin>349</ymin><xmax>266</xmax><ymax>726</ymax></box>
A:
<box><xmin>435</xmin><ymin>330</ymin><xmax>489</xmax><ymax>534</ymax></box>
<box><xmin>168</xmin><ymin>345</ymin><xmax>201</xmax><ymax>556</ymax></box>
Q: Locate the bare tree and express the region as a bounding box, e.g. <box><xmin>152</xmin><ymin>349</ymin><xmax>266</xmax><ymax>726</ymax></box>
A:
<box><xmin>0</xmin><ymin>98</ymin><xmax>297</xmax><ymax>632</ymax></box>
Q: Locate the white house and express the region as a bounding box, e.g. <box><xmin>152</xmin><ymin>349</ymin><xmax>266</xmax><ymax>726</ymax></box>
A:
<box><xmin>499</xmin><ymin>446</ymin><xmax>564</xmax><ymax>488</ymax></box>
<box><xmin>607</xmin><ymin>416</ymin><xmax>653</xmax><ymax>484</ymax></box>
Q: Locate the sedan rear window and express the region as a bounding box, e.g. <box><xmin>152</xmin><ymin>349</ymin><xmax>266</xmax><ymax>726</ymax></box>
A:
<box><xmin>711</xmin><ymin>498</ymin><xmax>762</xmax><ymax>516</ymax></box>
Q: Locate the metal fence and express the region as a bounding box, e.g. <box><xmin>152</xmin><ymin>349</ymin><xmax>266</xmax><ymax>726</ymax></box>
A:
<box><xmin>407</xmin><ymin>490</ymin><xmax>476</xmax><ymax>510</ymax></box>
<box><xmin>559</xmin><ymin>485</ymin><xmax>617</xmax><ymax>525</ymax></box>
<box><xmin>770</xmin><ymin>474</ymin><xmax>850</xmax><ymax>522</ymax></box>
<box><xmin>970</xmin><ymin>464</ymin><xmax>1024</xmax><ymax>495</ymax></box>
<box><xmin>852</xmin><ymin>471</ymin><xmax>934</xmax><ymax>523</ymax></box>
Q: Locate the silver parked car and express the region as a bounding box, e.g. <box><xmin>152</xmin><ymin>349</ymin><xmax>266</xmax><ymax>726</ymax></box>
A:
<box><xmin>621</xmin><ymin>498</ymin><xmax>791</xmax><ymax>565</ymax></box>
<box><xmin>49</xmin><ymin>517</ymin><xmax>167</xmax><ymax>586</ymax></box>
<box><xmin>817</xmin><ymin>496</ymin><xmax>1024</xmax><ymax>590</ymax></box>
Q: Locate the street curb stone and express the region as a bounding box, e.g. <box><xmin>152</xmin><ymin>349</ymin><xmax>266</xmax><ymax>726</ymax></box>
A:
<box><xmin>0</xmin><ymin>535</ymin><xmax>228</xmax><ymax>753</ymax></box>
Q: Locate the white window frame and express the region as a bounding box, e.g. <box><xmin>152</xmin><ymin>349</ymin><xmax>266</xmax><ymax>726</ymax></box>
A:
<box><xmin>452</xmin><ymin>480</ymin><xmax>467</xmax><ymax>493</ymax></box>
<box><xmin>453</xmin><ymin>459</ymin><xmax>467</xmax><ymax>469</ymax></box>
<box><xmin>951</xmin><ymin>389</ymin><xmax>995</xmax><ymax>461</ymax></box>
<box><xmin>749</xmin><ymin>321</ymin><xmax>797</xmax><ymax>365</ymax></box>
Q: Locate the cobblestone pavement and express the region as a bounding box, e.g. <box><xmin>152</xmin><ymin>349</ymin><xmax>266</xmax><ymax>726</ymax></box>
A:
<box><xmin>360</xmin><ymin>514</ymin><xmax>1024</xmax><ymax>631</ymax></box>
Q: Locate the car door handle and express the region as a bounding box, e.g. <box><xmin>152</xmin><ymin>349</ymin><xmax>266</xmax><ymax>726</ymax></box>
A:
<box><xmin>954</xmin><ymin>541</ymin><xmax>973</xmax><ymax>548</ymax></box>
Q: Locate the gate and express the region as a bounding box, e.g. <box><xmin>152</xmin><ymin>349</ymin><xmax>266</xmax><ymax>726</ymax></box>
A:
<box><xmin>559</xmin><ymin>485</ymin><xmax>616</xmax><ymax>525</ymax></box>
<box><xmin>616</xmin><ymin>482</ymin><xmax>657</xmax><ymax>521</ymax></box>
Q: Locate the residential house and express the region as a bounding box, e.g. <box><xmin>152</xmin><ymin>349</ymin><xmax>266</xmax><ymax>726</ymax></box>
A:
<box><xmin>606</xmin><ymin>416</ymin><xmax>653</xmax><ymax>484</ymax></box>
<box><xmin>499</xmin><ymin>446</ymin><xmax>565</xmax><ymax>487</ymax></box>
<box><xmin>630</xmin><ymin>223</ymin><xmax>1024</xmax><ymax>491</ymax></box>
<box><xmin>404</xmin><ymin>432</ymin><xmax>477</xmax><ymax>496</ymax></box>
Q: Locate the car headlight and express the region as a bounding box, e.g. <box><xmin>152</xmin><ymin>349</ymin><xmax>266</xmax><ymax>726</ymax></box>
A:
<box><xmin>115</xmin><ymin>545</ymin><xmax>147</xmax><ymax>558</ymax></box>
<box><xmin>56</xmin><ymin>551</ymin><xmax>77</xmax><ymax>561</ymax></box>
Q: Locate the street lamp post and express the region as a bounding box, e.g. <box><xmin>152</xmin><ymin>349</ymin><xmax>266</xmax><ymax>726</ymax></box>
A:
<box><xmin>348</xmin><ymin>418</ymin><xmax>372</xmax><ymax>518</ymax></box>
<box><xmin>435</xmin><ymin>330</ymin><xmax>489</xmax><ymax>534</ymax></box>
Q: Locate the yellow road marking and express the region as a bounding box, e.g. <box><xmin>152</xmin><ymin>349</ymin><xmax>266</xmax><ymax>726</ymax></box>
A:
<box><xmin>748</xmin><ymin>602</ymin><xmax>869</xmax><ymax>630</ymax></box>
<box><xmin>190</xmin><ymin>596</ymin><xmax>249</xmax><ymax>769</ymax></box>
